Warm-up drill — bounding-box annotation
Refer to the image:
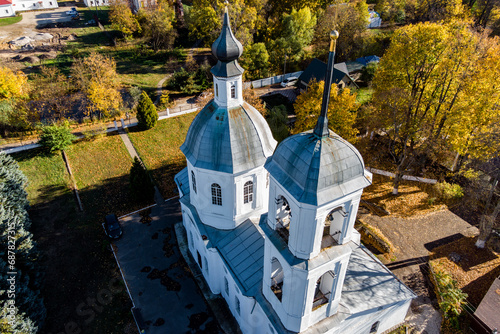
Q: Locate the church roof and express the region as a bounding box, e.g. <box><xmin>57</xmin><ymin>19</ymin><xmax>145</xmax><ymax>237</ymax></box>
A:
<box><xmin>265</xmin><ymin>130</ymin><xmax>372</xmax><ymax>206</ymax></box>
<box><xmin>180</xmin><ymin>100</ymin><xmax>276</xmax><ymax>174</ymax></box>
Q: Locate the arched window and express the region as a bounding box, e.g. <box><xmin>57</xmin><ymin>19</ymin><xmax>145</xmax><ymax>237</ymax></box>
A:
<box><xmin>216</xmin><ymin>83</ymin><xmax>218</xmax><ymax>97</ymax></box>
<box><xmin>243</xmin><ymin>181</ymin><xmax>253</xmax><ymax>204</ymax></box>
<box><xmin>370</xmin><ymin>321</ymin><xmax>380</xmax><ymax>333</ymax></box>
<box><xmin>275</xmin><ymin>196</ymin><xmax>291</xmax><ymax>243</ymax></box>
<box><xmin>270</xmin><ymin>257</ymin><xmax>284</xmax><ymax>302</ymax></box>
<box><xmin>191</xmin><ymin>171</ymin><xmax>197</xmax><ymax>193</ymax></box>
<box><xmin>322</xmin><ymin>207</ymin><xmax>348</xmax><ymax>249</ymax></box>
<box><xmin>312</xmin><ymin>271</ymin><xmax>335</xmax><ymax>311</ymax></box>
<box><xmin>231</xmin><ymin>83</ymin><xmax>236</xmax><ymax>99</ymax></box>
<box><xmin>224</xmin><ymin>277</ymin><xmax>229</xmax><ymax>295</ymax></box>
<box><xmin>211</xmin><ymin>183</ymin><xmax>222</xmax><ymax>205</ymax></box>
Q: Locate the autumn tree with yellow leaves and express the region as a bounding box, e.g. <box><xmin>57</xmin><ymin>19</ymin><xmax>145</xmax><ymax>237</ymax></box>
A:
<box><xmin>293</xmin><ymin>79</ymin><xmax>358</xmax><ymax>142</ymax></box>
<box><xmin>371</xmin><ymin>22</ymin><xmax>500</xmax><ymax>195</ymax></box>
<box><xmin>0</xmin><ymin>67</ymin><xmax>30</xmax><ymax>136</ymax></box>
<box><xmin>71</xmin><ymin>52</ymin><xmax>122</xmax><ymax>120</ymax></box>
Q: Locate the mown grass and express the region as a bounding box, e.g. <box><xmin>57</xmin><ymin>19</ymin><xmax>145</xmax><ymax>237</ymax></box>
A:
<box><xmin>127</xmin><ymin>112</ymin><xmax>198</xmax><ymax>198</ymax></box>
<box><xmin>0</xmin><ymin>15</ymin><xmax>22</xmax><ymax>26</ymax></box>
<box><xmin>11</xmin><ymin>135</ymin><xmax>141</xmax><ymax>334</ymax></box>
<box><xmin>11</xmin><ymin>148</ymin><xmax>70</xmax><ymax>205</ymax></box>
<box><xmin>356</xmin><ymin>87</ymin><xmax>374</xmax><ymax>105</ymax></box>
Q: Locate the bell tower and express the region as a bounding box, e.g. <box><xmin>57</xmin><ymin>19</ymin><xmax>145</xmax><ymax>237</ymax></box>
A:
<box><xmin>261</xmin><ymin>31</ymin><xmax>373</xmax><ymax>332</ymax></box>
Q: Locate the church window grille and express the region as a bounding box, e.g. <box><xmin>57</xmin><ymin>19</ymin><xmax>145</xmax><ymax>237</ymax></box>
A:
<box><xmin>224</xmin><ymin>277</ymin><xmax>229</xmax><ymax>295</ymax></box>
<box><xmin>231</xmin><ymin>84</ymin><xmax>236</xmax><ymax>99</ymax></box>
<box><xmin>191</xmin><ymin>171</ymin><xmax>197</xmax><ymax>193</ymax></box>
<box><xmin>235</xmin><ymin>297</ymin><xmax>241</xmax><ymax>315</ymax></box>
<box><xmin>244</xmin><ymin>181</ymin><xmax>253</xmax><ymax>204</ymax></box>
<box><xmin>370</xmin><ymin>321</ymin><xmax>379</xmax><ymax>333</ymax></box>
<box><xmin>211</xmin><ymin>183</ymin><xmax>222</xmax><ymax>205</ymax></box>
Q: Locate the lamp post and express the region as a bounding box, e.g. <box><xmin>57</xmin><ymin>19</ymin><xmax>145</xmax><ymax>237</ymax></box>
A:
<box><xmin>283</xmin><ymin>54</ymin><xmax>287</xmax><ymax>75</ymax></box>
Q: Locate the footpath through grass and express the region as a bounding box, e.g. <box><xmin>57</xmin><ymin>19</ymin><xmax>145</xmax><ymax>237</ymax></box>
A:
<box><xmin>10</xmin><ymin>133</ymin><xmax>143</xmax><ymax>334</ymax></box>
<box><xmin>0</xmin><ymin>15</ymin><xmax>22</xmax><ymax>26</ymax></box>
<box><xmin>127</xmin><ymin>112</ymin><xmax>197</xmax><ymax>198</ymax></box>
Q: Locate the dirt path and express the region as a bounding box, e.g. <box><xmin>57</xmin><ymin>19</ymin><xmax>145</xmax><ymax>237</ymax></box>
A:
<box><xmin>359</xmin><ymin>209</ymin><xmax>480</xmax><ymax>333</ymax></box>
<box><xmin>0</xmin><ymin>6</ymin><xmax>74</xmax><ymax>45</ymax></box>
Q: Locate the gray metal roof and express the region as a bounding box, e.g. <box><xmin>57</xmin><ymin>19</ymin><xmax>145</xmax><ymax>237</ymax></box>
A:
<box><xmin>210</xmin><ymin>9</ymin><xmax>244</xmax><ymax>78</ymax></box>
<box><xmin>181</xmin><ymin>100</ymin><xmax>276</xmax><ymax>174</ymax></box>
<box><xmin>265</xmin><ymin>130</ymin><xmax>372</xmax><ymax>206</ymax></box>
<box><xmin>174</xmin><ymin>167</ymin><xmax>190</xmax><ymax>197</ymax></box>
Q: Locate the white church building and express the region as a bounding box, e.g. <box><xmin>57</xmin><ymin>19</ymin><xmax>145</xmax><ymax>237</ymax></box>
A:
<box><xmin>175</xmin><ymin>6</ymin><xmax>415</xmax><ymax>334</ymax></box>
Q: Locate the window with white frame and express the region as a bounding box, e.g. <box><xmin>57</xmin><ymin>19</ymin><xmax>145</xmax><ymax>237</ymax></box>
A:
<box><xmin>216</xmin><ymin>84</ymin><xmax>218</xmax><ymax>97</ymax></box>
<box><xmin>243</xmin><ymin>181</ymin><xmax>253</xmax><ymax>204</ymax></box>
<box><xmin>211</xmin><ymin>183</ymin><xmax>222</xmax><ymax>205</ymax></box>
<box><xmin>224</xmin><ymin>277</ymin><xmax>229</xmax><ymax>295</ymax></box>
<box><xmin>235</xmin><ymin>297</ymin><xmax>241</xmax><ymax>315</ymax></box>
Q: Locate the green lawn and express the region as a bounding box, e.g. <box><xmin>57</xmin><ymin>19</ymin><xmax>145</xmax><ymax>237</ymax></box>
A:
<box><xmin>127</xmin><ymin>112</ymin><xmax>197</xmax><ymax>198</ymax></box>
<box><xmin>356</xmin><ymin>87</ymin><xmax>374</xmax><ymax>105</ymax></box>
<box><xmin>10</xmin><ymin>135</ymin><xmax>140</xmax><ymax>334</ymax></box>
<box><xmin>11</xmin><ymin>148</ymin><xmax>70</xmax><ymax>205</ymax></box>
<box><xmin>0</xmin><ymin>15</ymin><xmax>22</xmax><ymax>26</ymax></box>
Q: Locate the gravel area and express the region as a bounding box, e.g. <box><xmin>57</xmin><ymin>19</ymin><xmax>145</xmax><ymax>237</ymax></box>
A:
<box><xmin>359</xmin><ymin>209</ymin><xmax>480</xmax><ymax>333</ymax></box>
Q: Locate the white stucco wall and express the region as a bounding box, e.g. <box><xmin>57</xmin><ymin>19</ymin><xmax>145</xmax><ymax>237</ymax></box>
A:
<box><xmin>0</xmin><ymin>4</ymin><xmax>14</xmax><ymax>17</ymax></box>
<box><xmin>82</xmin><ymin>0</ymin><xmax>109</xmax><ymax>7</ymax></box>
<box><xmin>214</xmin><ymin>75</ymin><xmax>244</xmax><ymax>109</ymax></box>
<box><xmin>11</xmin><ymin>0</ymin><xmax>58</xmax><ymax>12</ymax></box>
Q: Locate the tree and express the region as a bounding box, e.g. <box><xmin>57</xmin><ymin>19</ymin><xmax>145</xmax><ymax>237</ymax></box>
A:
<box><xmin>372</xmin><ymin>22</ymin><xmax>500</xmax><ymax>195</ymax></box>
<box><xmin>293</xmin><ymin>79</ymin><xmax>358</xmax><ymax>142</ymax></box>
<box><xmin>280</xmin><ymin>7</ymin><xmax>317</xmax><ymax>62</ymax></box>
<box><xmin>187</xmin><ymin>0</ymin><xmax>260</xmax><ymax>46</ymax></box>
<box><xmin>39</xmin><ymin>123</ymin><xmax>77</xmax><ymax>153</ymax></box>
<box><xmin>0</xmin><ymin>67</ymin><xmax>30</xmax><ymax>136</ymax></box>
<box><xmin>130</xmin><ymin>157</ymin><xmax>155</xmax><ymax>203</ymax></box>
<box><xmin>412</xmin><ymin>0</ymin><xmax>467</xmax><ymax>22</ymax></box>
<box><xmin>109</xmin><ymin>0</ymin><xmax>141</xmax><ymax>39</ymax></box>
<box><xmin>266</xmin><ymin>105</ymin><xmax>290</xmax><ymax>142</ymax></box>
<box><xmin>31</xmin><ymin>66</ymin><xmax>72</xmax><ymax>121</ymax></box>
<box><xmin>137</xmin><ymin>4</ymin><xmax>176</xmax><ymax>51</ymax></box>
<box><xmin>71</xmin><ymin>52</ymin><xmax>122</xmax><ymax>119</ymax></box>
<box><xmin>360</xmin><ymin>62</ymin><xmax>378</xmax><ymax>84</ymax></box>
<box><xmin>0</xmin><ymin>154</ymin><xmax>46</xmax><ymax>333</ymax></box>
<box><xmin>136</xmin><ymin>91</ymin><xmax>158</xmax><ymax>130</ymax></box>
<box><xmin>240</xmin><ymin>42</ymin><xmax>269</xmax><ymax>80</ymax></box>
<box><xmin>314</xmin><ymin>2</ymin><xmax>369</xmax><ymax>62</ymax></box>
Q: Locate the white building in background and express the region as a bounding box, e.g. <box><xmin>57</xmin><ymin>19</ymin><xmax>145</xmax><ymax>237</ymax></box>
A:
<box><xmin>175</xmin><ymin>6</ymin><xmax>415</xmax><ymax>334</ymax></box>
<box><xmin>0</xmin><ymin>0</ymin><xmax>58</xmax><ymax>18</ymax></box>
<box><xmin>81</xmin><ymin>0</ymin><xmax>109</xmax><ymax>8</ymax></box>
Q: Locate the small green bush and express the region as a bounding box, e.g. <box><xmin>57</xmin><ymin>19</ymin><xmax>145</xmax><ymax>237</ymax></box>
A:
<box><xmin>136</xmin><ymin>91</ymin><xmax>158</xmax><ymax>130</ymax></box>
<box><xmin>39</xmin><ymin>123</ymin><xmax>77</xmax><ymax>153</ymax></box>
<box><xmin>434</xmin><ymin>181</ymin><xmax>464</xmax><ymax>201</ymax></box>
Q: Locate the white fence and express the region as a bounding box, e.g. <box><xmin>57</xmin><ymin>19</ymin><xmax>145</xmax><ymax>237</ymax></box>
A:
<box><xmin>244</xmin><ymin>71</ymin><xmax>303</xmax><ymax>89</ymax></box>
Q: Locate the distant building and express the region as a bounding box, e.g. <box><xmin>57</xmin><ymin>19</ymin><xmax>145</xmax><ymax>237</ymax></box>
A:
<box><xmin>175</xmin><ymin>6</ymin><xmax>415</xmax><ymax>334</ymax></box>
<box><xmin>471</xmin><ymin>276</ymin><xmax>500</xmax><ymax>333</ymax></box>
<box><xmin>298</xmin><ymin>58</ymin><xmax>357</xmax><ymax>92</ymax></box>
<box><xmin>368</xmin><ymin>10</ymin><xmax>382</xmax><ymax>28</ymax></box>
<box><xmin>0</xmin><ymin>0</ymin><xmax>58</xmax><ymax>18</ymax></box>
<box><xmin>81</xmin><ymin>0</ymin><xmax>109</xmax><ymax>8</ymax></box>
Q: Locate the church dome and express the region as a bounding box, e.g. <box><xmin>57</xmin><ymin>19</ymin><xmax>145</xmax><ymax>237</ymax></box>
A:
<box><xmin>265</xmin><ymin>130</ymin><xmax>372</xmax><ymax>206</ymax></box>
<box><xmin>211</xmin><ymin>10</ymin><xmax>243</xmax><ymax>62</ymax></box>
<box><xmin>181</xmin><ymin>100</ymin><xmax>276</xmax><ymax>174</ymax></box>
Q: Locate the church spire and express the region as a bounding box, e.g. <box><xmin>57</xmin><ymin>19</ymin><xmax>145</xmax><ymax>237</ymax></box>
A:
<box><xmin>313</xmin><ymin>30</ymin><xmax>339</xmax><ymax>138</ymax></box>
<box><xmin>210</xmin><ymin>1</ymin><xmax>244</xmax><ymax>78</ymax></box>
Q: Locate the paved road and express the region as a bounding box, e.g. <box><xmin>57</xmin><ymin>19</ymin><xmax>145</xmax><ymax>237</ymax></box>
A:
<box><xmin>114</xmin><ymin>200</ymin><xmax>220</xmax><ymax>334</ymax></box>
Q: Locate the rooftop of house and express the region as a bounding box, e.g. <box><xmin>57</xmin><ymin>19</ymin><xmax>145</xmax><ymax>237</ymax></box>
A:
<box><xmin>0</xmin><ymin>0</ymin><xmax>12</xmax><ymax>5</ymax></box>
<box><xmin>298</xmin><ymin>58</ymin><xmax>354</xmax><ymax>87</ymax></box>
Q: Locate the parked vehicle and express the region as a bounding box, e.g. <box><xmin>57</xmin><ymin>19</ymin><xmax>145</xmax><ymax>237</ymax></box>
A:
<box><xmin>66</xmin><ymin>8</ymin><xmax>78</xmax><ymax>16</ymax></box>
<box><xmin>281</xmin><ymin>76</ymin><xmax>298</xmax><ymax>87</ymax></box>
<box><xmin>103</xmin><ymin>214</ymin><xmax>123</xmax><ymax>239</ymax></box>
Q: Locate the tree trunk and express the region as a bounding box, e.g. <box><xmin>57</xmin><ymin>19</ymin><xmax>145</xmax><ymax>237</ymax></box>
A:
<box><xmin>476</xmin><ymin>177</ymin><xmax>499</xmax><ymax>248</ymax></box>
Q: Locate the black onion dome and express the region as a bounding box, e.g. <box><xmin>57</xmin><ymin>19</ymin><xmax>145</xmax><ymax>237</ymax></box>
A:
<box><xmin>211</xmin><ymin>10</ymin><xmax>243</xmax><ymax>62</ymax></box>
